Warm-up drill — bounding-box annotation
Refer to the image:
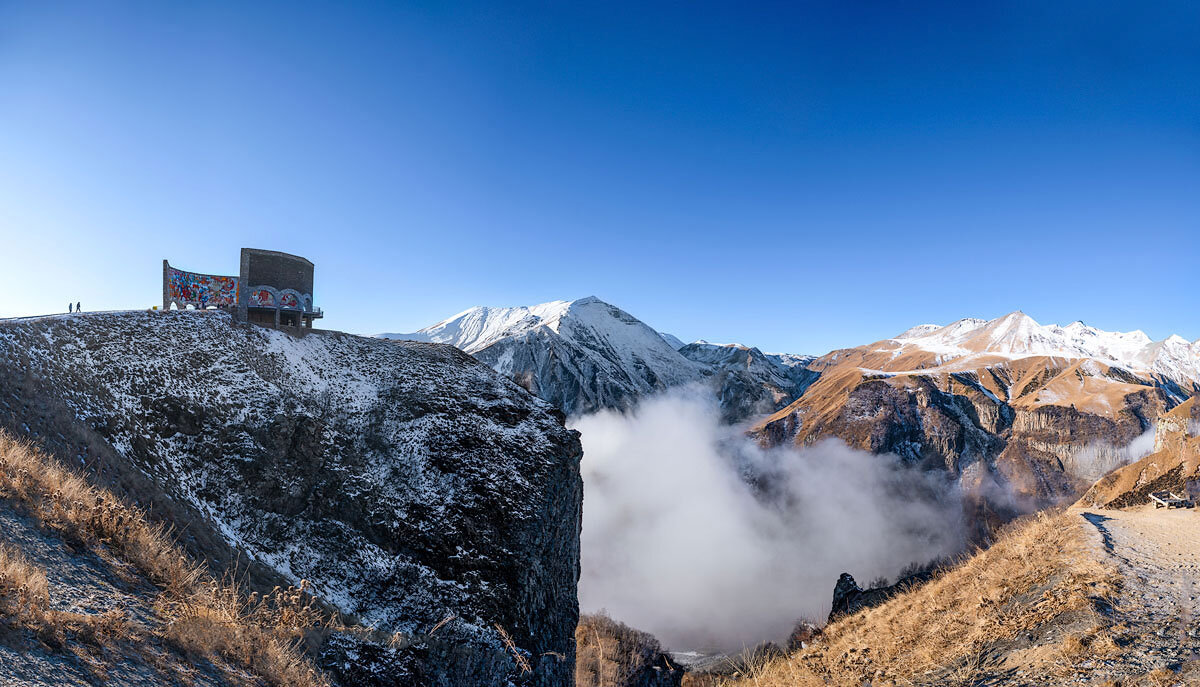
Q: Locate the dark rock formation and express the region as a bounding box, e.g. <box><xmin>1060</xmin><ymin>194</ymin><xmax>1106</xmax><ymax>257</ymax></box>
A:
<box><xmin>0</xmin><ymin>311</ymin><xmax>584</xmax><ymax>686</ymax></box>
<box><xmin>828</xmin><ymin>570</ymin><xmax>938</xmax><ymax>623</ymax></box>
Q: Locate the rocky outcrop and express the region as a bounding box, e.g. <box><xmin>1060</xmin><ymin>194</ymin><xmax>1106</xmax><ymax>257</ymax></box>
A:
<box><xmin>0</xmin><ymin>311</ymin><xmax>584</xmax><ymax>686</ymax></box>
<box><xmin>827</xmin><ymin>570</ymin><xmax>938</xmax><ymax>623</ymax></box>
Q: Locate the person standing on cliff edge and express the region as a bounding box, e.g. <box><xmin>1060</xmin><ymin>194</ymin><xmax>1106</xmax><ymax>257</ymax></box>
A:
<box><xmin>68</xmin><ymin>303</ymin><xmax>73</xmax><ymax>313</ymax></box>
<box><xmin>76</xmin><ymin>302</ymin><xmax>81</xmax><ymax>313</ymax></box>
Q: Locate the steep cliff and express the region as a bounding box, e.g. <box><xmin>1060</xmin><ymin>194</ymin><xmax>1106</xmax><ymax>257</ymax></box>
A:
<box><xmin>0</xmin><ymin>310</ymin><xmax>584</xmax><ymax>686</ymax></box>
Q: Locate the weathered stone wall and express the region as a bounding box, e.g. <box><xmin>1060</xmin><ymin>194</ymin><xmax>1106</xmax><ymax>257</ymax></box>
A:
<box><xmin>242</xmin><ymin>248</ymin><xmax>314</xmax><ymax>295</ymax></box>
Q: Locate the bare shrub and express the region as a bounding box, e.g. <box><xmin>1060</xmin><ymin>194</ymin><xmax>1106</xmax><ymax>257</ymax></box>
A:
<box><xmin>0</xmin><ymin>543</ymin><xmax>49</xmax><ymax>626</ymax></box>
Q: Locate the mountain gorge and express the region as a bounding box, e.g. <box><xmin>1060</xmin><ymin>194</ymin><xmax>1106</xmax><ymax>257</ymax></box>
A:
<box><xmin>389</xmin><ymin>301</ymin><xmax>1197</xmax><ymax>534</ymax></box>
<box><xmin>2</xmin><ymin>302</ymin><xmax>1194</xmax><ymax>685</ymax></box>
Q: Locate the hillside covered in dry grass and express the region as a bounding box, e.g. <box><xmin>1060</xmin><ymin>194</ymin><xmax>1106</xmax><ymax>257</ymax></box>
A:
<box><xmin>732</xmin><ymin>510</ymin><xmax>1126</xmax><ymax>686</ymax></box>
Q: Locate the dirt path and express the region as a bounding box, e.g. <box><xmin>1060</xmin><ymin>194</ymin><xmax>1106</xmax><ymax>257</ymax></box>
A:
<box><xmin>1078</xmin><ymin>506</ymin><xmax>1200</xmax><ymax>682</ymax></box>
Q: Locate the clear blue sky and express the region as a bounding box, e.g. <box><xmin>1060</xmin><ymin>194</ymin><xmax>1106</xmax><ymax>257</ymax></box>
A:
<box><xmin>1</xmin><ymin>1</ymin><xmax>1197</xmax><ymax>353</ymax></box>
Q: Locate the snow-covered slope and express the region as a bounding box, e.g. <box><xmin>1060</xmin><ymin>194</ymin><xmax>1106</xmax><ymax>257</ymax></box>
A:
<box><xmin>658</xmin><ymin>331</ymin><xmax>686</xmax><ymax>350</ymax></box>
<box><xmin>381</xmin><ymin>297</ymin><xmax>705</xmax><ymax>415</ymax></box>
<box><xmin>891</xmin><ymin>312</ymin><xmax>1200</xmax><ymax>384</ymax></box>
<box><xmin>0</xmin><ymin>310</ymin><xmax>583</xmax><ymax>687</ymax></box>
<box><xmin>380</xmin><ymin>299</ymin><xmax>581</xmax><ymax>353</ymax></box>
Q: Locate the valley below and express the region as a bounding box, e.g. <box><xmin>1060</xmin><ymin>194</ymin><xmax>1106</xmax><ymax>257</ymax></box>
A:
<box><xmin>0</xmin><ymin>300</ymin><xmax>1196</xmax><ymax>686</ymax></box>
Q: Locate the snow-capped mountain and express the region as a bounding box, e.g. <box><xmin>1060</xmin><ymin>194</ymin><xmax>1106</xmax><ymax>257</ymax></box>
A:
<box><xmin>889</xmin><ymin>311</ymin><xmax>1200</xmax><ymax>385</ymax></box>
<box><xmin>380</xmin><ymin>297</ymin><xmax>817</xmax><ymax>419</ymax></box>
<box><xmin>756</xmin><ymin>311</ymin><xmax>1197</xmax><ymax>531</ymax></box>
<box><xmin>381</xmin><ymin>297</ymin><xmax>705</xmax><ymax>414</ymax></box>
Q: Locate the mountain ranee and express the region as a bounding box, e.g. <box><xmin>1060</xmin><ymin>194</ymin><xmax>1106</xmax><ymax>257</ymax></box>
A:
<box><xmin>0</xmin><ymin>311</ymin><xmax>584</xmax><ymax>687</ymax></box>
<box><xmin>380</xmin><ymin>297</ymin><xmax>818</xmax><ymax>421</ymax></box>
<box><xmin>753</xmin><ymin>312</ymin><xmax>1198</xmax><ymax>528</ymax></box>
<box><xmin>385</xmin><ymin>300</ymin><xmax>1196</xmax><ymax>529</ymax></box>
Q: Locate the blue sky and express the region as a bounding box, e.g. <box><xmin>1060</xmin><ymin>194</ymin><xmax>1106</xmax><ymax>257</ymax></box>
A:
<box><xmin>1</xmin><ymin>1</ymin><xmax>1197</xmax><ymax>353</ymax></box>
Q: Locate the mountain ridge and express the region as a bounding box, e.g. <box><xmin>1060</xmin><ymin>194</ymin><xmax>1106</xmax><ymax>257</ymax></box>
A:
<box><xmin>379</xmin><ymin>297</ymin><xmax>818</xmax><ymax>419</ymax></box>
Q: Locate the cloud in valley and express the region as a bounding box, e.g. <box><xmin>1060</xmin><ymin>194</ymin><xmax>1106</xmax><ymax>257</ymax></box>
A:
<box><xmin>573</xmin><ymin>389</ymin><xmax>965</xmax><ymax>652</ymax></box>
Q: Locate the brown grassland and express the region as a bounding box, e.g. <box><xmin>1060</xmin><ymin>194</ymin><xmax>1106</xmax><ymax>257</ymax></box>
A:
<box><xmin>728</xmin><ymin>510</ymin><xmax>1122</xmax><ymax>686</ymax></box>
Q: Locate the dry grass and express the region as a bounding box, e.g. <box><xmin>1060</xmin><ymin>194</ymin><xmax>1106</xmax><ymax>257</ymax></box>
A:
<box><xmin>0</xmin><ymin>542</ymin><xmax>49</xmax><ymax>627</ymax></box>
<box><xmin>0</xmin><ymin>537</ymin><xmax>132</xmax><ymax>650</ymax></box>
<box><xmin>733</xmin><ymin>510</ymin><xmax>1120</xmax><ymax>686</ymax></box>
<box><xmin>0</xmin><ymin>431</ymin><xmax>329</xmax><ymax>687</ymax></box>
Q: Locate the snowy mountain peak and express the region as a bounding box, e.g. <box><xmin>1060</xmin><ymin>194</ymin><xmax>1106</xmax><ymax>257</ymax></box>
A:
<box><xmin>378</xmin><ymin>297</ymin><xmax>616</xmax><ymax>354</ymax></box>
<box><xmin>894</xmin><ymin>324</ymin><xmax>941</xmax><ymax>339</ymax></box>
<box><xmin>691</xmin><ymin>339</ymin><xmax>749</xmax><ymax>349</ymax></box>
<box><xmin>379</xmin><ymin>297</ymin><xmax>703</xmax><ymax>414</ymax></box>
<box><xmin>891</xmin><ymin>312</ymin><xmax>1199</xmax><ymax>384</ymax></box>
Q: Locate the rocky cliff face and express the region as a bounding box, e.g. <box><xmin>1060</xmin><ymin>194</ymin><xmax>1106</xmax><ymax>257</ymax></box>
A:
<box><xmin>755</xmin><ymin>339</ymin><xmax>1183</xmax><ymax>529</ymax></box>
<box><xmin>676</xmin><ymin>342</ymin><xmax>817</xmax><ymax>423</ymax></box>
<box><xmin>0</xmin><ymin>311</ymin><xmax>584</xmax><ymax>686</ymax></box>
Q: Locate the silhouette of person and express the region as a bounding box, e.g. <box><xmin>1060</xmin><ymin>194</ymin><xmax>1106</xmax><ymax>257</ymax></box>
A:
<box><xmin>76</xmin><ymin>302</ymin><xmax>81</xmax><ymax>313</ymax></box>
<box><xmin>68</xmin><ymin>303</ymin><xmax>73</xmax><ymax>313</ymax></box>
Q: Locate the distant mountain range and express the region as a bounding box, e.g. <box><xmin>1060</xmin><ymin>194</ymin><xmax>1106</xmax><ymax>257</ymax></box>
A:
<box><xmin>381</xmin><ymin>299</ymin><xmax>1199</xmax><ymax>531</ymax></box>
<box><xmin>755</xmin><ymin>311</ymin><xmax>1198</xmax><ymax>531</ymax></box>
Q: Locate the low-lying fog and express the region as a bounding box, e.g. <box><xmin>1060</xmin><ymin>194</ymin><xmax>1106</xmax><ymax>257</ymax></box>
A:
<box><xmin>573</xmin><ymin>389</ymin><xmax>966</xmax><ymax>652</ymax></box>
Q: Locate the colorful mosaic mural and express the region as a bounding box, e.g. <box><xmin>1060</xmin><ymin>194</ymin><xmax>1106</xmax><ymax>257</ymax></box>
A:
<box><xmin>279</xmin><ymin>292</ymin><xmax>299</xmax><ymax>309</ymax></box>
<box><xmin>166</xmin><ymin>266</ymin><xmax>238</xmax><ymax>309</ymax></box>
<box><xmin>251</xmin><ymin>289</ymin><xmax>275</xmax><ymax>307</ymax></box>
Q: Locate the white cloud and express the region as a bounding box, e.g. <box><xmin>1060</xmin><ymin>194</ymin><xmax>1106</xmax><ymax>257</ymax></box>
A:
<box><xmin>573</xmin><ymin>388</ymin><xmax>964</xmax><ymax>652</ymax></box>
<box><xmin>1062</xmin><ymin>427</ymin><xmax>1157</xmax><ymax>485</ymax></box>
